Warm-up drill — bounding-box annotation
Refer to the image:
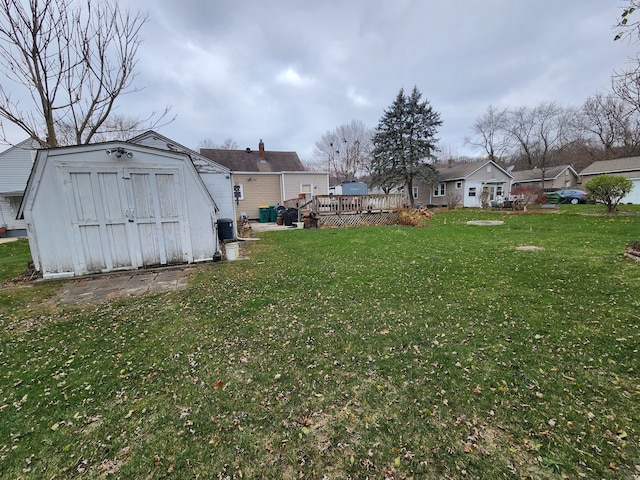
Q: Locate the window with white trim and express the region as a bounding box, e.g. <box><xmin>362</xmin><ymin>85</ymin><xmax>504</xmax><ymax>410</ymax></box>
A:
<box><xmin>455</xmin><ymin>181</ymin><xmax>462</xmax><ymax>189</ymax></box>
<box><xmin>412</xmin><ymin>186</ymin><xmax>419</xmax><ymax>199</ymax></box>
<box><xmin>433</xmin><ymin>183</ymin><xmax>446</xmax><ymax>197</ymax></box>
<box><xmin>301</xmin><ymin>183</ymin><xmax>313</xmax><ymax>196</ymax></box>
<box><xmin>468</xmin><ymin>187</ymin><xmax>477</xmax><ymax>197</ymax></box>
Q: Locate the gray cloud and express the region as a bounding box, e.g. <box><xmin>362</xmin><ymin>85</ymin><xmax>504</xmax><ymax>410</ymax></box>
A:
<box><xmin>3</xmin><ymin>1</ymin><xmax>635</xmax><ymax>160</ymax></box>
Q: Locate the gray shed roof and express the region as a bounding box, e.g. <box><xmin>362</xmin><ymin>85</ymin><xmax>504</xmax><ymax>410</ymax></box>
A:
<box><xmin>128</xmin><ymin>130</ymin><xmax>230</xmax><ymax>174</ymax></box>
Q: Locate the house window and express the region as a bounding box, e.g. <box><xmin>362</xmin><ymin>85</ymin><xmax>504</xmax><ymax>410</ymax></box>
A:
<box><xmin>496</xmin><ymin>185</ymin><xmax>503</xmax><ymax>197</ymax></box>
<box><xmin>233</xmin><ymin>183</ymin><xmax>244</xmax><ymax>201</ymax></box>
<box><xmin>433</xmin><ymin>183</ymin><xmax>446</xmax><ymax>197</ymax></box>
<box><xmin>301</xmin><ymin>183</ymin><xmax>313</xmax><ymax>196</ymax></box>
<box><xmin>455</xmin><ymin>181</ymin><xmax>462</xmax><ymax>189</ymax></box>
<box><xmin>412</xmin><ymin>186</ymin><xmax>419</xmax><ymax>199</ymax></box>
<box><xmin>468</xmin><ymin>187</ymin><xmax>477</xmax><ymax>197</ymax></box>
<box><xmin>487</xmin><ymin>165</ymin><xmax>492</xmax><ymax>173</ymax></box>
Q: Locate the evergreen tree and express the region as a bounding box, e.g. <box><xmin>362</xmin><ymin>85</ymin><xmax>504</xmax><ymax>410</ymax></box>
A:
<box><xmin>370</xmin><ymin>86</ymin><xmax>442</xmax><ymax>205</ymax></box>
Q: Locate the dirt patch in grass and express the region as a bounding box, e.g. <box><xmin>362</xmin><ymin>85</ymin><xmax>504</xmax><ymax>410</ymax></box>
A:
<box><xmin>466</xmin><ymin>220</ymin><xmax>504</xmax><ymax>226</ymax></box>
<box><xmin>516</xmin><ymin>245</ymin><xmax>545</xmax><ymax>251</ymax></box>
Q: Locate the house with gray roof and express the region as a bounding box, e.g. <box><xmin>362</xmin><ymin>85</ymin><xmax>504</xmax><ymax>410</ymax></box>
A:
<box><xmin>414</xmin><ymin>160</ymin><xmax>513</xmax><ymax>208</ymax></box>
<box><xmin>579</xmin><ymin>157</ymin><xmax>640</xmax><ymax>204</ymax></box>
<box><xmin>511</xmin><ymin>165</ymin><xmax>579</xmax><ymax>191</ymax></box>
<box><xmin>200</xmin><ymin>140</ymin><xmax>329</xmax><ymax>220</ymax></box>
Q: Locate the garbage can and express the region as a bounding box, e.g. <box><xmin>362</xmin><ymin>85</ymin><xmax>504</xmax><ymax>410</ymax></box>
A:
<box><xmin>269</xmin><ymin>205</ymin><xmax>277</xmax><ymax>222</ymax></box>
<box><xmin>545</xmin><ymin>192</ymin><xmax>562</xmax><ymax>204</ymax></box>
<box><xmin>217</xmin><ymin>218</ymin><xmax>234</xmax><ymax>241</ymax></box>
<box><xmin>284</xmin><ymin>207</ymin><xmax>298</xmax><ymax>226</ymax></box>
<box><xmin>258</xmin><ymin>206</ymin><xmax>270</xmax><ymax>223</ymax></box>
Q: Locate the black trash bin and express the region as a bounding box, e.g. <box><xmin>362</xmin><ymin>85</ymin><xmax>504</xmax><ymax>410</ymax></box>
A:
<box><xmin>217</xmin><ymin>218</ymin><xmax>234</xmax><ymax>241</ymax></box>
<box><xmin>284</xmin><ymin>208</ymin><xmax>298</xmax><ymax>227</ymax></box>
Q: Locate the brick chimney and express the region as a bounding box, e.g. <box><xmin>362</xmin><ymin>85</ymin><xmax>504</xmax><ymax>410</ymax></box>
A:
<box><xmin>259</xmin><ymin>139</ymin><xmax>265</xmax><ymax>159</ymax></box>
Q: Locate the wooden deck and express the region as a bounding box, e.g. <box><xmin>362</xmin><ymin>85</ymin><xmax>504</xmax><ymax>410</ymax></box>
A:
<box><xmin>282</xmin><ymin>194</ymin><xmax>405</xmax><ymax>227</ymax></box>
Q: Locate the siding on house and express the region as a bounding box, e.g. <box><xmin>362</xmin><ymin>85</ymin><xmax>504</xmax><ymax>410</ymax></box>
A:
<box><xmin>0</xmin><ymin>139</ymin><xmax>39</xmax><ymax>235</ymax></box>
<box><xmin>282</xmin><ymin>173</ymin><xmax>329</xmax><ymax>201</ymax></box>
<box><xmin>233</xmin><ymin>173</ymin><xmax>281</xmax><ymax>219</ymax></box>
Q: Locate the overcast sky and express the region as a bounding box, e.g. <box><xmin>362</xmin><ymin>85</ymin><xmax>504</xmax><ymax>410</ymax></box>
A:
<box><xmin>2</xmin><ymin>1</ymin><xmax>637</xmax><ymax>161</ymax></box>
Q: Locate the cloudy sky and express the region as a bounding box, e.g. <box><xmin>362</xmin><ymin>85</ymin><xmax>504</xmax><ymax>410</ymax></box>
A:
<box><xmin>2</xmin><ymin>1</ymin><xmax>638</xmax><ymax>161</ymax></box>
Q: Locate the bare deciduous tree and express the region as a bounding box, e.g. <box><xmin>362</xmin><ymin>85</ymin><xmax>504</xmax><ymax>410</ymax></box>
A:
<box><xmin>312</xmin><ymin>119</ymin><xmax>373</xmax><ymax>183</ymax></box>
<box><xmin>531</xmin><ymin>102</ymin><xmax>568</xmax><ymax>186</ymax></box>
<box><xmin>464</xmin><ymin>105</ymin><xmax>510</xmax><ymax>162</ymax></box>
<box><xmin>198</xmin><ymin>137</ymin><xmax>239</xmax><ymax>150</ymax></box>
<box><xmin>577</xmin><ymin>92</ymin><xmax>640</xmax><ymax>157</ymax></box>
<box><xmin>503</xmin><ymin>106</ymin><xmax>538</xmax><ymax>169</ymax></box>
<box><xmin>499</xmin><ymin>103</ymin><xmax>569</xmax><ymax>178</ymax></box>
<box><xmin>0</xmin><ymin>0</ymin><xmax>171</xmax><ymax>147</ymax></box>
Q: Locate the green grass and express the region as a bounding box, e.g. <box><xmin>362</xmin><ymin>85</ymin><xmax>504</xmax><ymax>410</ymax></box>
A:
<box><xmin>0</xmin><ymin>211</ymin><xmax>639</xmax><ymax>479</ymax></box>
<box><xmin>0</xmin><ymin>239</ymin><xmax>31</xmax><ymax>280</ymax></box>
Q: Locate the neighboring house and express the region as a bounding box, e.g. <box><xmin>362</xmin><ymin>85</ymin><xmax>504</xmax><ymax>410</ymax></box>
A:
<box><xmin>329</xmin><ymin>181</ymin><xmax>368</xmax><ymax>195</ymax></box>
<box><xmin>413</xmin><ymin>160</ymin><xmax>513</xmax><ymax>208</ymax></box>
<box><xmin>19</xmin><ymin>141</ymin><xmax>220</xmax><ymax>279</ymax></box>
<box><xmin>511</xmin><ymin>165</ymin><xmax>579</xmax><ymax>192</ymax></box>
<box><xmin>0</xmin><ymin>139</ymin><xmax>39</xmax><ymax>237</ymax></box>
<box><xmin>128</xmin><ymin>130</ymin><xmax>236</xmax><ymax>223</ymax></box>
<box><xmin>200</xmin><ymin>140</ymin><xmax>329</xmax><ymax>219</ymax></box>
<box><xmin>579</xmin><ymin>156</ymin><xmax>640</xmax><ymax>204</ymax></box>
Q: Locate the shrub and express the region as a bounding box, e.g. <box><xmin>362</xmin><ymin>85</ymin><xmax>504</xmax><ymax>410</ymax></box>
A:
<box><xmin>398</xmin><ymin>207</ymin><xmax>434</xmax><ymax>226</ymax></box>
<box><xmin>584</xmin><ymin>174</ymin><xmax>633</xmax><ymax>213</ymax></box>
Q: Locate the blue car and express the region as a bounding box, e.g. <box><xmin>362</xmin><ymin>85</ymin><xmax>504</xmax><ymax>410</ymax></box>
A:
<box><xmin>554</xmin><ymin>189</ymin><xmax>589</xmax><ymax>204</ymax></box>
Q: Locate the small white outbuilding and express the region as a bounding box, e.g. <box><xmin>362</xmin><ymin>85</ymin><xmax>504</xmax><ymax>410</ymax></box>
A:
<box><xmin>20</xmin><ymin>141</ymin><xmax>220</xmax><ymax>279</ymax></box>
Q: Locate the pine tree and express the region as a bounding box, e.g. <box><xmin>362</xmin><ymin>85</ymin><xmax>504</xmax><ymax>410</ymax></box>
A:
<box><xmin>370</xmin><ymin>86</ymin><xmax>442</xmax><ymax>205</ymax></box>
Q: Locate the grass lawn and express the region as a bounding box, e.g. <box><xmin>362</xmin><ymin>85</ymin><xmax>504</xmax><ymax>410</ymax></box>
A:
<box><xmin>0</xmin><ymin>209</ymin><xmax>639</xmax><ymax>479</ymax></box>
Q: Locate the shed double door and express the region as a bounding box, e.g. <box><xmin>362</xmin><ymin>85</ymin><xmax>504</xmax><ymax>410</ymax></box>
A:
<box><xmin>64</xmin><ymin>166</ymin><xmax>189</xmax><ymax>274</ymax></box>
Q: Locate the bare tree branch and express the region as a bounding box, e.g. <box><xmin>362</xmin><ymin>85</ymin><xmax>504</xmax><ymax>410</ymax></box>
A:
<box><xmin>312</xmin><ymin>119</ymin><xmax>373</xmax><ymax>183</ymax></box>
<box><xmin>0</xmin><ymin>0</ymin><xmax>172</xmax><ymax>146</ymax></box>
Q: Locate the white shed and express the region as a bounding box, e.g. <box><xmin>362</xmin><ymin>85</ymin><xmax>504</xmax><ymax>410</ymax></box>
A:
<box><xmin>20</xmin><ymin>142</ymin><xmax>220</xmax><ymax>279</ymax></box>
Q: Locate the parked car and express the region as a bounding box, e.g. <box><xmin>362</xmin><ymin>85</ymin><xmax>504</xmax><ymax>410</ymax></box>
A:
<box><xmin>553</xmin><ymin>189</ymin><xmax>589</xmax><ymax>204</ymax></box>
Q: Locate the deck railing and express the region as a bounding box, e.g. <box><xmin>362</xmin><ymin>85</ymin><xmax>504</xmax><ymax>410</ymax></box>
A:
<box><xmin>311</xmin><ymin>194</ymin><xmax>404</xmax><ymax>215</ymax></box>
